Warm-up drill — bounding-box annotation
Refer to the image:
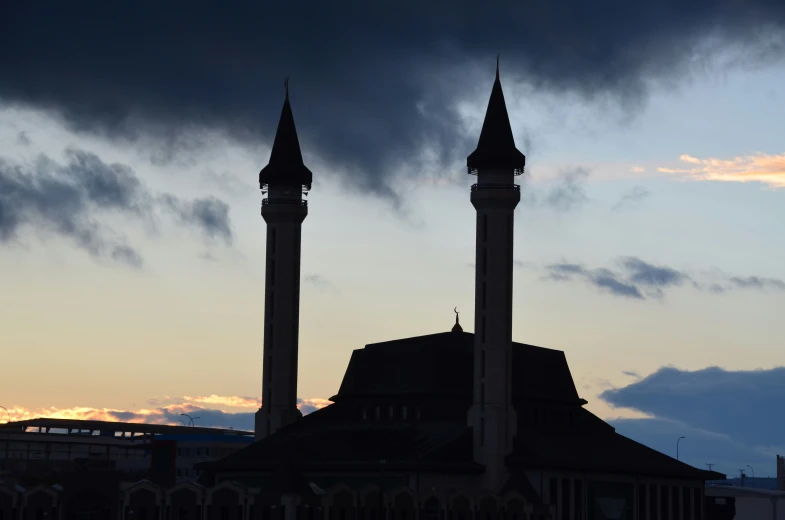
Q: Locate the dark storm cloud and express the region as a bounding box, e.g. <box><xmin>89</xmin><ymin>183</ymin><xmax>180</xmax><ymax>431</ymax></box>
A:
<box><xmin>2</xmin><ymin>3</ymin><xmax>785</xmax><ymax>201</ymax></box>
<box><xmin>542</xmin><ymin>256</ymin><xmax>785</xmax><ymax>300</ymax></box>
<box><xmin>601</xmin><ymin>366</ymin><xmax>785</xmax><ymax>454</ymax></box>
<box><xmin>0</xmin><ymin>149</ymin><xmax>233</xmax><ymax>264</ymax></box>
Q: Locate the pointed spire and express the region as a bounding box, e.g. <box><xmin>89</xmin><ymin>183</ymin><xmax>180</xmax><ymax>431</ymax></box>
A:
<box><xmin>259</xmin><ymin>78</ymin><xmax>313</xmax><ymax>189</ymax></box>
<box><xmin>467</xmin><ymin>57</ymin><xmax>525</xmax><ymax>175</ymax></box>
<box><xmin>451</xmin><ymin>307</ymin><xmax>463</xmax><ymax>333</ymax></box>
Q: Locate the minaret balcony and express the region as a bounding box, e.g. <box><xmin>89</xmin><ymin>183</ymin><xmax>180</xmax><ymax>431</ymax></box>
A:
<box><xmin>470</xmin><ymin>183</ymin><xmax>521</xmax><ymax>193</ymax></box>
<box><xmin>262</xmin><ymin>198</ymin><xmax>308</xmax><ymax>206</ymax></box>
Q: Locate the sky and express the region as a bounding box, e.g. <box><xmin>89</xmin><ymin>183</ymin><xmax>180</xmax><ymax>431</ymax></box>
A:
<box><xmin>1</xmin><ymin>2</ymin><xmax>785</xmax><ymax>479</ymax></box>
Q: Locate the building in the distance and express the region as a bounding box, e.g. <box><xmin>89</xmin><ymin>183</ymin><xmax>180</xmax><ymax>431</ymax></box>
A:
<box><xmin>0</xmin><ymin>418</ymin><xmax>252</xmax><ymax>483</ymax></box>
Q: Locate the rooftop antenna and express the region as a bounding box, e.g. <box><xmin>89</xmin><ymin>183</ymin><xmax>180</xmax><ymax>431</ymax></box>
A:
<box><xmin>284</xmin><ymin>77</ymin><xmax>290</xmax><ymax>99</ymax></box>
<box><xmin>707</xmin><ymin>463</ymin><xmax>715</xmax><ymax>471</ymax></box>
<box><xmin>496</xmin><ymin>54</ymin><xmax>500</xmax><ymax>81</ymax></box>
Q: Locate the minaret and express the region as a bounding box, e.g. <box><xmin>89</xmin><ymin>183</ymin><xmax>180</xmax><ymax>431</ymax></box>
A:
<box><xmin>465</xmin><ymin>58</ymin><xmax>525</xmax><ymax>491</ymax></box>
<box><xmin>254</xmin><ymin>79</ymin><xmax>313</xmax><ymax>442</ymax></box>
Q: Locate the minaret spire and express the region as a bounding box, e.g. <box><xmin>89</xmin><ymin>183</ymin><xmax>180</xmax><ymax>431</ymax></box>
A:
<box><xmin>259</xmin><ymin>78</ymin><xmax>312</xmax><ymax>191</ymax></box>
<box><xmin>452</xmin><ymin>307</ymin><xmax>463</xmax><ymax>333</ymax></box>
<box><xmin>255</xmin><ymin>83</ymin><xmax>312</xmax><ymax>442</ymax></box>
<box><xmin>466</xmin><ymin>59</ymin><xmax>524</xmax><ymax>492</ymax></box>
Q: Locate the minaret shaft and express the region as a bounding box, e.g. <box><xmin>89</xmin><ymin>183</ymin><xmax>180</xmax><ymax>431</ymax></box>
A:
<box><xmin>467</xmin><ymin>176</ymin><xmax>520</xmax><ymax>492</ymax></box>
<box><xmin>256</xmin><ymin>204</ymin><xmax>306</xmax><ymax>441</ymax></box>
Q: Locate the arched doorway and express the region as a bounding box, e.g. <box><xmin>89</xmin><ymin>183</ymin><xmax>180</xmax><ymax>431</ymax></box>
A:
<box><xmin>67</xmin><ymin>489</ymin><xmax>113</xmax><ymax>520</ymax></box>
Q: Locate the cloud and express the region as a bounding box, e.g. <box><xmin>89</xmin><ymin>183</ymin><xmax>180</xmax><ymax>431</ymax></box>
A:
<box><xmin>2</xmin><ymin>4</ymin><xmax>785</xmax><ymax>202</ymax></box>
<box><xmin>304</xmin><ymin>274</ymin><xmax>340</xmax><ymax>294</ymax></box>
<box><xmin>181</xmin><ymin>395</ymin><xmax>259</xmax><ymax>408</ymax></box>
<box><xmin>658</xmin><ymin>153</ymin><xmax>785</xmax><ymax>188</ymax></box>
<box><xmin>611</xmin><ymin>185</ymin><xmax>650</xmax><ymax>211</ymax></box>
<box><xmin>631</xmin><ymin>166</ymin><xmax>645</xmax><ymax>173</ymax></box>
<box><xmin>297</xmin><ymin>398</ymin><xmax>333</xmax><ymax>416</ymax></box>
<box><xmin>2</xmin><ymin>395</ymin><xmax>331</xmax><ymax>431</ymax></box>
<box><xmin>544</xmin><ymin>262</ymin><xmax>645</xmax><ymax>299</ymax></box>
<box><xmin>544</xmin><ymin>167</ymin><xmax>590</xmax><ymax>212</ymax></box>
<box><xmin>0</xmin><ymin>148</ymin><xmax>233</xmax><ymax>264</ymax></box>
<box><xmin>600</xmin><ymin>365</ymin><xmax>785</xmax><ymax>475</ymax></box>
<box><xmin>622</xmin><ymin>370</ymin><xmax>641</xmax><ymax>379</ymax></box>
<box><xmin>16</xmin><ymin>131</ymin><xmax>31</xmax><ymax>146</ymax></box>
<box><xmin>160</xmin><ymin>195</ymin><xmax>233</xmax><ymax>245</ymax></box>
<box><xmin>728</xmin><ymin>275</ymin><xmax>785</xmax><ymax>291</ymax></box>
<box><xmin>542</xmin><ymin>256</ymin><xmax>785</xmax><ymax>300</ymax></box>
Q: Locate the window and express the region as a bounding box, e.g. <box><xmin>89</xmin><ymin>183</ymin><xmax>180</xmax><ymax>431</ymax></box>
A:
<box><xmin>481</xmin><ymin>316</ymin><xmax>486</xmax><ymax>343</ymax></box>
<box><xmin>482</xmin><ymin>248</ymin><xmax>487</xmax><ymax>276</ymax></box>
<box><xmin>660</xmin><ymin>485</ymin><xmax>669</xmax><ymax>520</ymax></box>
<box><xmin>481</xmin><ymin>384</ymin><xmax>485</xmax><ymax>410</ymax></box>
<box><xmin>205</xmin><ymin>447</ymin><xmax>210</xmax><ymax>456</ymax></box>
<box><xmin>271</xmin><ymin>228</ymin><xmax>276</xmax><ymax>253</ymax></box>
<box><xmin>482</xmin><ymin>282</ymin><xmax>487</xmax><ymax>310</ymax></box>
<box><xmin>649</xmin><ymin>484</ymin><xmax>657</xmax><ymax>520</ymax></box>
<box><xmin>480</xmin><ymin>418</ymin><xmax>485</xmax><ymax>446</ymax></box>
<box><xmin>177</xmin><ymin>448</ymin><xmax>183</xmax><ymax>457</ymax></box>
<box><xmin>196</xmin><ymin>448</ymin><xmax>202</xmax><ymax>457</ymax></box>
<box><xmin>184</xmin><ymin>448</ymin><xmax>191</xmax><ymax>456</ymax></box>
<box><xmin>389</xmin><ymin>406</ymin><xmax>394</xmax><ymax>419</ymax></box>
<box><xmin>220</xmin><ymin>506</ymin><xmax>229</xmax><ymax>520</ymax></box>
<box><xmin>481</xmin><ymin>349</ymin><xmax>486</xmax><ymax>378</ymax></box>
<box><xmin>482</xmin><ymin>215</ymin><xmax>488</xmax><ymax>242</ymax></box>
<box><xmin>416</xmin><ymin>406</ymin><xmax>421</xmax><ymax>420</ymax></box>
<box><xmin>637</xmin><ymin>484</ymin><xmax>646</xmax><ymax>520</ymax></box>
<box><xmin>561</xmin><ymin>478</ymin><xmax>570</xmax><ymax>520</ymax></box>
<box><xmin>375</xmin><ymin>407</ymin><xmax>380</xmax><ymax>420</ymax></box>
<box><xmin>574</xmin><ymin>479</ymin><xmax>583</xmax><ymax>519</ymax></box>
<box><xmin>682</xmin><ymin>486</ymin><xmax>691</xmax><ymax>520</ymax></box>
<box><xmin>267</xmin><ymin>356</ymin><xmax>273</xmax><ymax>381</ymax></box>
<box><xmin>362</xmin><ymin>407</ymin><xmax>368</xmax><ymax>420</ymax></box>
<box><xmin>694</xmin><ymin>487</ymin><xmax>702</xmax><ymax>520</ymax></box>
<box><xmin>402</xmin><ymin>406</ymin><xmax>408</xmax><ymax>420</ymax></box>
<box><xmin>671</xmin><ymin>486</ymin><xmax>679</xmax><ymax>520</ymax></box>
<box><xmin>179</xmin><ymin>507</ymin><xmax>188</xmax><ymax>520</ymax></box>
<box><xmin>549</xmin><ymin>478</ymin><xmax>558</xmax><ymax>506</ymax></box>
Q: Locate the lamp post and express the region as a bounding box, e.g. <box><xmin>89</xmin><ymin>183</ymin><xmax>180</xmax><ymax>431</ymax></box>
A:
<box><xmin>0</xmin><ymin>406</ymin><xmax>10</xmax><ymax>423</ymax></box>
<box><xmin>677</xmin><ymin>436</ymin><xmax>686</xmax><ymax>461</ymax></box>
<box><xmin>747</xmin><ymin>465</ymin><xmax>755</xmax><ymax>488</ymax></box>
<box><xmin>180</xmin><ymin>414</ymin><xmax>199</xmax><ymax>427</ymax></box>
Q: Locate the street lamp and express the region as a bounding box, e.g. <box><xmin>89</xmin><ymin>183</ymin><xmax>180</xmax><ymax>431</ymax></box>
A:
<box><xmin>0</xmin><ymin>406</ymin><xmax>10</xmax><ymax>424</ymax></box>
<box><xmin>747</xmin><ymin>465</ymin><xmax>755</xmax><ymax>488</ymax></box>
<box><xmin>677</xmin><ymin>436</ymin><xmax>686</xmax><ymax>461</ymax></box>
<box><xmin>180</xmin><ymin>414</ymin><xmax>199</xmax><ymax>427</ymax></box>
